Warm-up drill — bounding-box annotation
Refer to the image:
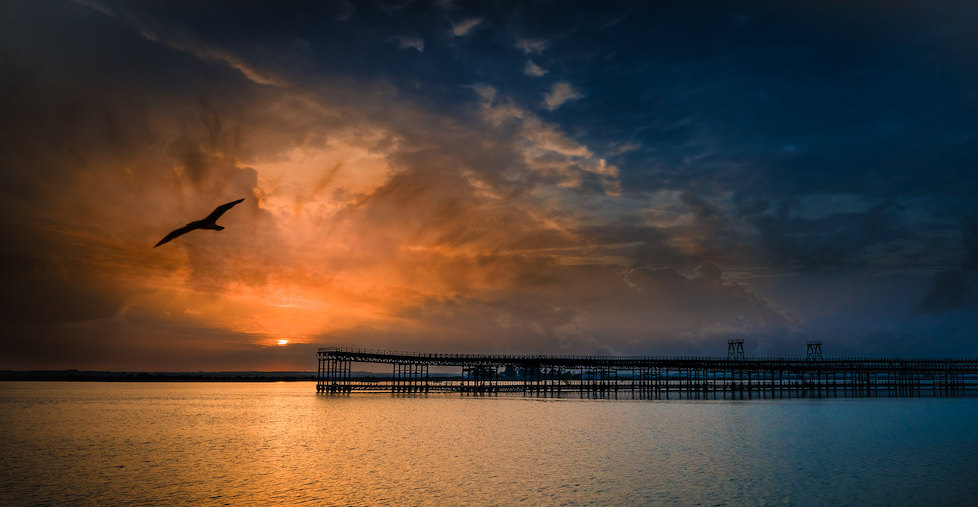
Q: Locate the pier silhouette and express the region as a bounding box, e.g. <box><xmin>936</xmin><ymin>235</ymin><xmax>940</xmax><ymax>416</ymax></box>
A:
<box><xmin>317</xmin><ymin>345</ymin><xmax>978</xmax><ymax>398</ymax></box>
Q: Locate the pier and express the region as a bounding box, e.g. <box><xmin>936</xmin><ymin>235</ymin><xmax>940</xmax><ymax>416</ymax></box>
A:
<box><xmin>316</xmin><ymin>346</ymin><xmax>978</xmax><ymax>398</ymax></box>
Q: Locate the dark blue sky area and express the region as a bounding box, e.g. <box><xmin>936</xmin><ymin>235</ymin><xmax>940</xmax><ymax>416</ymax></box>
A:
<box><xmin>1</xmin><ymin>0</ymin><xmax>977</xmax><ymax>368</ymax></box>
<box><xmin>146</xmin><ymin>1</ymin><xmax>977</xmax><ymax>199</ymax></box>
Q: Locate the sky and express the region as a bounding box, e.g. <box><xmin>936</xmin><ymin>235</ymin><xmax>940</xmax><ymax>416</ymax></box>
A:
<box><xmin>1</xmin><ymin>0</ymin><xmax>977</xmax><ymax>370</ymax></box>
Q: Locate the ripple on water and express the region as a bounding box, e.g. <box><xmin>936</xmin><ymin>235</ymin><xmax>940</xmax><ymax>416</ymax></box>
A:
<box><xmin>1</xmin><ymin>383</ymin><xmax>977</xmax><ymax>505</ymax></box>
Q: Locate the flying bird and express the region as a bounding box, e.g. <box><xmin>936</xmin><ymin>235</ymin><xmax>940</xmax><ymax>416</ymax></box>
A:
<box><xmin>154</xmin><ymin>198</ymin><xmax>245</xmax><ymax>248</ymax></box>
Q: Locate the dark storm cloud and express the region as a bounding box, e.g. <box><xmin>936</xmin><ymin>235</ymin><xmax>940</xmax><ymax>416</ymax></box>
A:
<box><xmin>0</xmin><ymin>0</ymin><xmax>301</xmax><ymax>367</ymax></box>
<box><xmin>261</xmin><ymin>0</ymin><xmax>978</xmax><ymax>275</ymax></box>
<box><xmin>331</xmin><ymin>261</ymin><xmax>794</xmax><ymax>356</ymax></box>
<box><xmin>0</xmin><ymin>252</ymin><xmax>127</xmax><ymax>324</ymax></box>
<box><xmin>750</xmin><ymin>200</ymin><xmax>908</xmax><ymax>270</ymax></box>
<box><xmin>917</xmin><ymin>271</ymin><xmax>975</xmax><ymax>314</ymax></box>
<box><xmin>545</xmin><ymin>2</ymin><xmax>978</xmax><ymax>194</ymax></box>
<box><xmin>481</xmin><ymin>1</ymin><xmax>978</xmax><ymax>271</ymax></box>
<box><xmin>3</xmin><ymin>0</ymin><xmax>978</xmax><ymax>369</ymax></box>
<box><xmin>57</xmin><ymin>0</ymin><xmax>978</xmax><ymax>225</ymax></box>
<box><xmin>964</xmin><ymin>221</ymin><xmax>978</xmax><ymax>272</ymax></box>
<box><xmin>918</xmin><ymin>222</ymin><xmax>978</xmax><ymax>314</ymax></box>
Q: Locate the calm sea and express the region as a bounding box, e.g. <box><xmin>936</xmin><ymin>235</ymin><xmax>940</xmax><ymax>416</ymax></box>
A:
<box><xmin>1</xmin><ymin>382</ymin><xmax>976</xmax><ymax>506</ymax></box>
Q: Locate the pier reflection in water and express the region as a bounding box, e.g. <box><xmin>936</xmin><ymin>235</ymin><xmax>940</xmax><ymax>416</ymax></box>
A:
<box><xmin>2</xmin><ymin>382</ymin><xmax>977</xmax><ymax>506</ymax></box>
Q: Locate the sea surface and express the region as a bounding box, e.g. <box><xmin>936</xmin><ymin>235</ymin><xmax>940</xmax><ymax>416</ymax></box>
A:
<box><xmin>1</xmin><ymin>382</ymin><xmax>976</xmax><ymax>506</ymax></box>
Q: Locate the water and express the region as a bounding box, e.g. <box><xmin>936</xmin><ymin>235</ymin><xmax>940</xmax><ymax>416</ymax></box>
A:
<box><xmin>1</xmin><ymin>382</ymin><xmax>976</xmax><ymax>506</ymax></box>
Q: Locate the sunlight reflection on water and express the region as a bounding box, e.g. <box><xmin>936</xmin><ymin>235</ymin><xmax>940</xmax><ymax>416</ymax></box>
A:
<box><xmin>1</xmin><ymin>382</ymin><xmax>977</xmax><ymax>505</ymax></box>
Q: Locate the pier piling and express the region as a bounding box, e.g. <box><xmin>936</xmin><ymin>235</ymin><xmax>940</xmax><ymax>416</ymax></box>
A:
<box><xmin>315</xmin><ymin>347</ymin><xmax>978</xmax><ymax>397</ymax></box>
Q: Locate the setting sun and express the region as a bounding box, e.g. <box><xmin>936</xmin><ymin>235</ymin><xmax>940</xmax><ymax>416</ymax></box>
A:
<box><xmin>277</xmin><ymin>339</ymin><xmax>289</xmax><ymax>346</ymax></box>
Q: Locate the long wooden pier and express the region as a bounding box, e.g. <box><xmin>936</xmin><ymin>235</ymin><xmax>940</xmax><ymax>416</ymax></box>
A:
<box><xmin>316</xmin><ymin>347</ymin><xmax>978</xmax><ymax>398</ymax></box>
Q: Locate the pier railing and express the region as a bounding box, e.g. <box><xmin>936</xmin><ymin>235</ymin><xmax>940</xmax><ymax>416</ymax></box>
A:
<box><xmin>315</xmin><ymin>347</ymin><xmax>978</xmax><ymax>398</ymax></box>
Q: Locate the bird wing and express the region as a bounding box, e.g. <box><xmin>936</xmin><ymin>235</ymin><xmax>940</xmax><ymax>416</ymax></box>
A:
<box><xmin>202</xmin><ymin>198</ymin><xmax>245</xmax><ymax>223</ymax></box>
<box><xmin>154</xmin><ymin>224</ymin><xmax>198</xmax><ymax>248</ymax></box>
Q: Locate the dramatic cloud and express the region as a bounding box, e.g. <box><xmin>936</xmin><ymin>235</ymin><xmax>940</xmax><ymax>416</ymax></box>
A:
<box><xmin>524</xmin><ymin>61</ymin><xmax>547</xmax><ymax>77</ymax></box>
<box><xmin>516</xmin><ymin>38</ymin><xmax>548</xmax><ymax>55</ymax></box>
<box><xmin>68</xmin><ymin>0</ymin><xmax>112</xmax><ymax>17</ymax></box>
<box><xmin>2</xmin><ymin>1</ymin><xmax>977</xmax><ymax>370</ymax></box>
<box><xmin>452</xmin><ymin>17</ymin><xmax>482</xmax><ymax>37</ymax></box>
<box><xmin>918</xmin><ymin>222</ymin><xmax>978</xmax><ymax>314</ymax></box>
<box><xmin>544</xmin><ymin>81</ymin><xmax>584</xmax><ymax>111</ymax></box>
<box><xmin>395</xmin><ymin>36</ymin><xmax>424</xmax><ymax>53</ymax></box>
<box><xmin>145</xmin><ymin>35</ymin><xmax>290</xmax><ymax>87</ymax></box>
<box><xmin>918</xmin><ymin>271</ymin><xmax>975</xmax><ymax>314</ymax></box>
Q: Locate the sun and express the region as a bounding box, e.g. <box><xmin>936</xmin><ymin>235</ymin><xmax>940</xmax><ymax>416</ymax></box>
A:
<box><xmin>277</xmin><ymin>339</ymin><xmax>289</xmax><ymax>346</ymax></box>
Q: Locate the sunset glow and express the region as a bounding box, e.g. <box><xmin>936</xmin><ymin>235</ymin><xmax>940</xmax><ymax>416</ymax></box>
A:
<box><xmin>1</xmin><ymin>0</ymin><xmax>977</xmax><ymax>371</ymax></box>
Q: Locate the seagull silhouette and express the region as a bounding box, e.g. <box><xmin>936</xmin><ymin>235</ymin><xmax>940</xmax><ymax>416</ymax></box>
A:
<box><xmin>154</xmin><ymin>198</ymin><xmax>245</xmax><ymax>248</ymax></box>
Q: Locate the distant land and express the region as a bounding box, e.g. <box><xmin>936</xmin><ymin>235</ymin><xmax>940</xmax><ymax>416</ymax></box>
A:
<box><xmin>0</xmin><ymin>371</ymin><xmax>461</xmax><ymax>382</ymax></box>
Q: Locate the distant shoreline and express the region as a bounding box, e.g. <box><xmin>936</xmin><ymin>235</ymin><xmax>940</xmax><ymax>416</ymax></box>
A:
<box><xmin>0</xmin><ymin>371</ymin><xmax>459</xmax><ymax>382</ymax></box>
<box><xmin>0</xmin><ymin>371</ymin><xmax>319</xmax><ymax>382</ymax></box>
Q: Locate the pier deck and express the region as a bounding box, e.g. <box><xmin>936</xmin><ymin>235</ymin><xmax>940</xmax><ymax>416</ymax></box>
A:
<box><xmin>316</xmin><ymin>347</ymin><xmax>978</xmax><ymax>397</ymax></box>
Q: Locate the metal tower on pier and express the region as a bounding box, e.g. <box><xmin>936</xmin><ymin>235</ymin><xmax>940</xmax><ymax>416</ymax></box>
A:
<box><xmin>806</xmin><ymin>341</ymin><xmax>823</xmax><ymax>361</ymax></box>
<box><xmin>728</xmin><ymin>339</ymin><xmax>745</xmax><ymax>360</ymax></box>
